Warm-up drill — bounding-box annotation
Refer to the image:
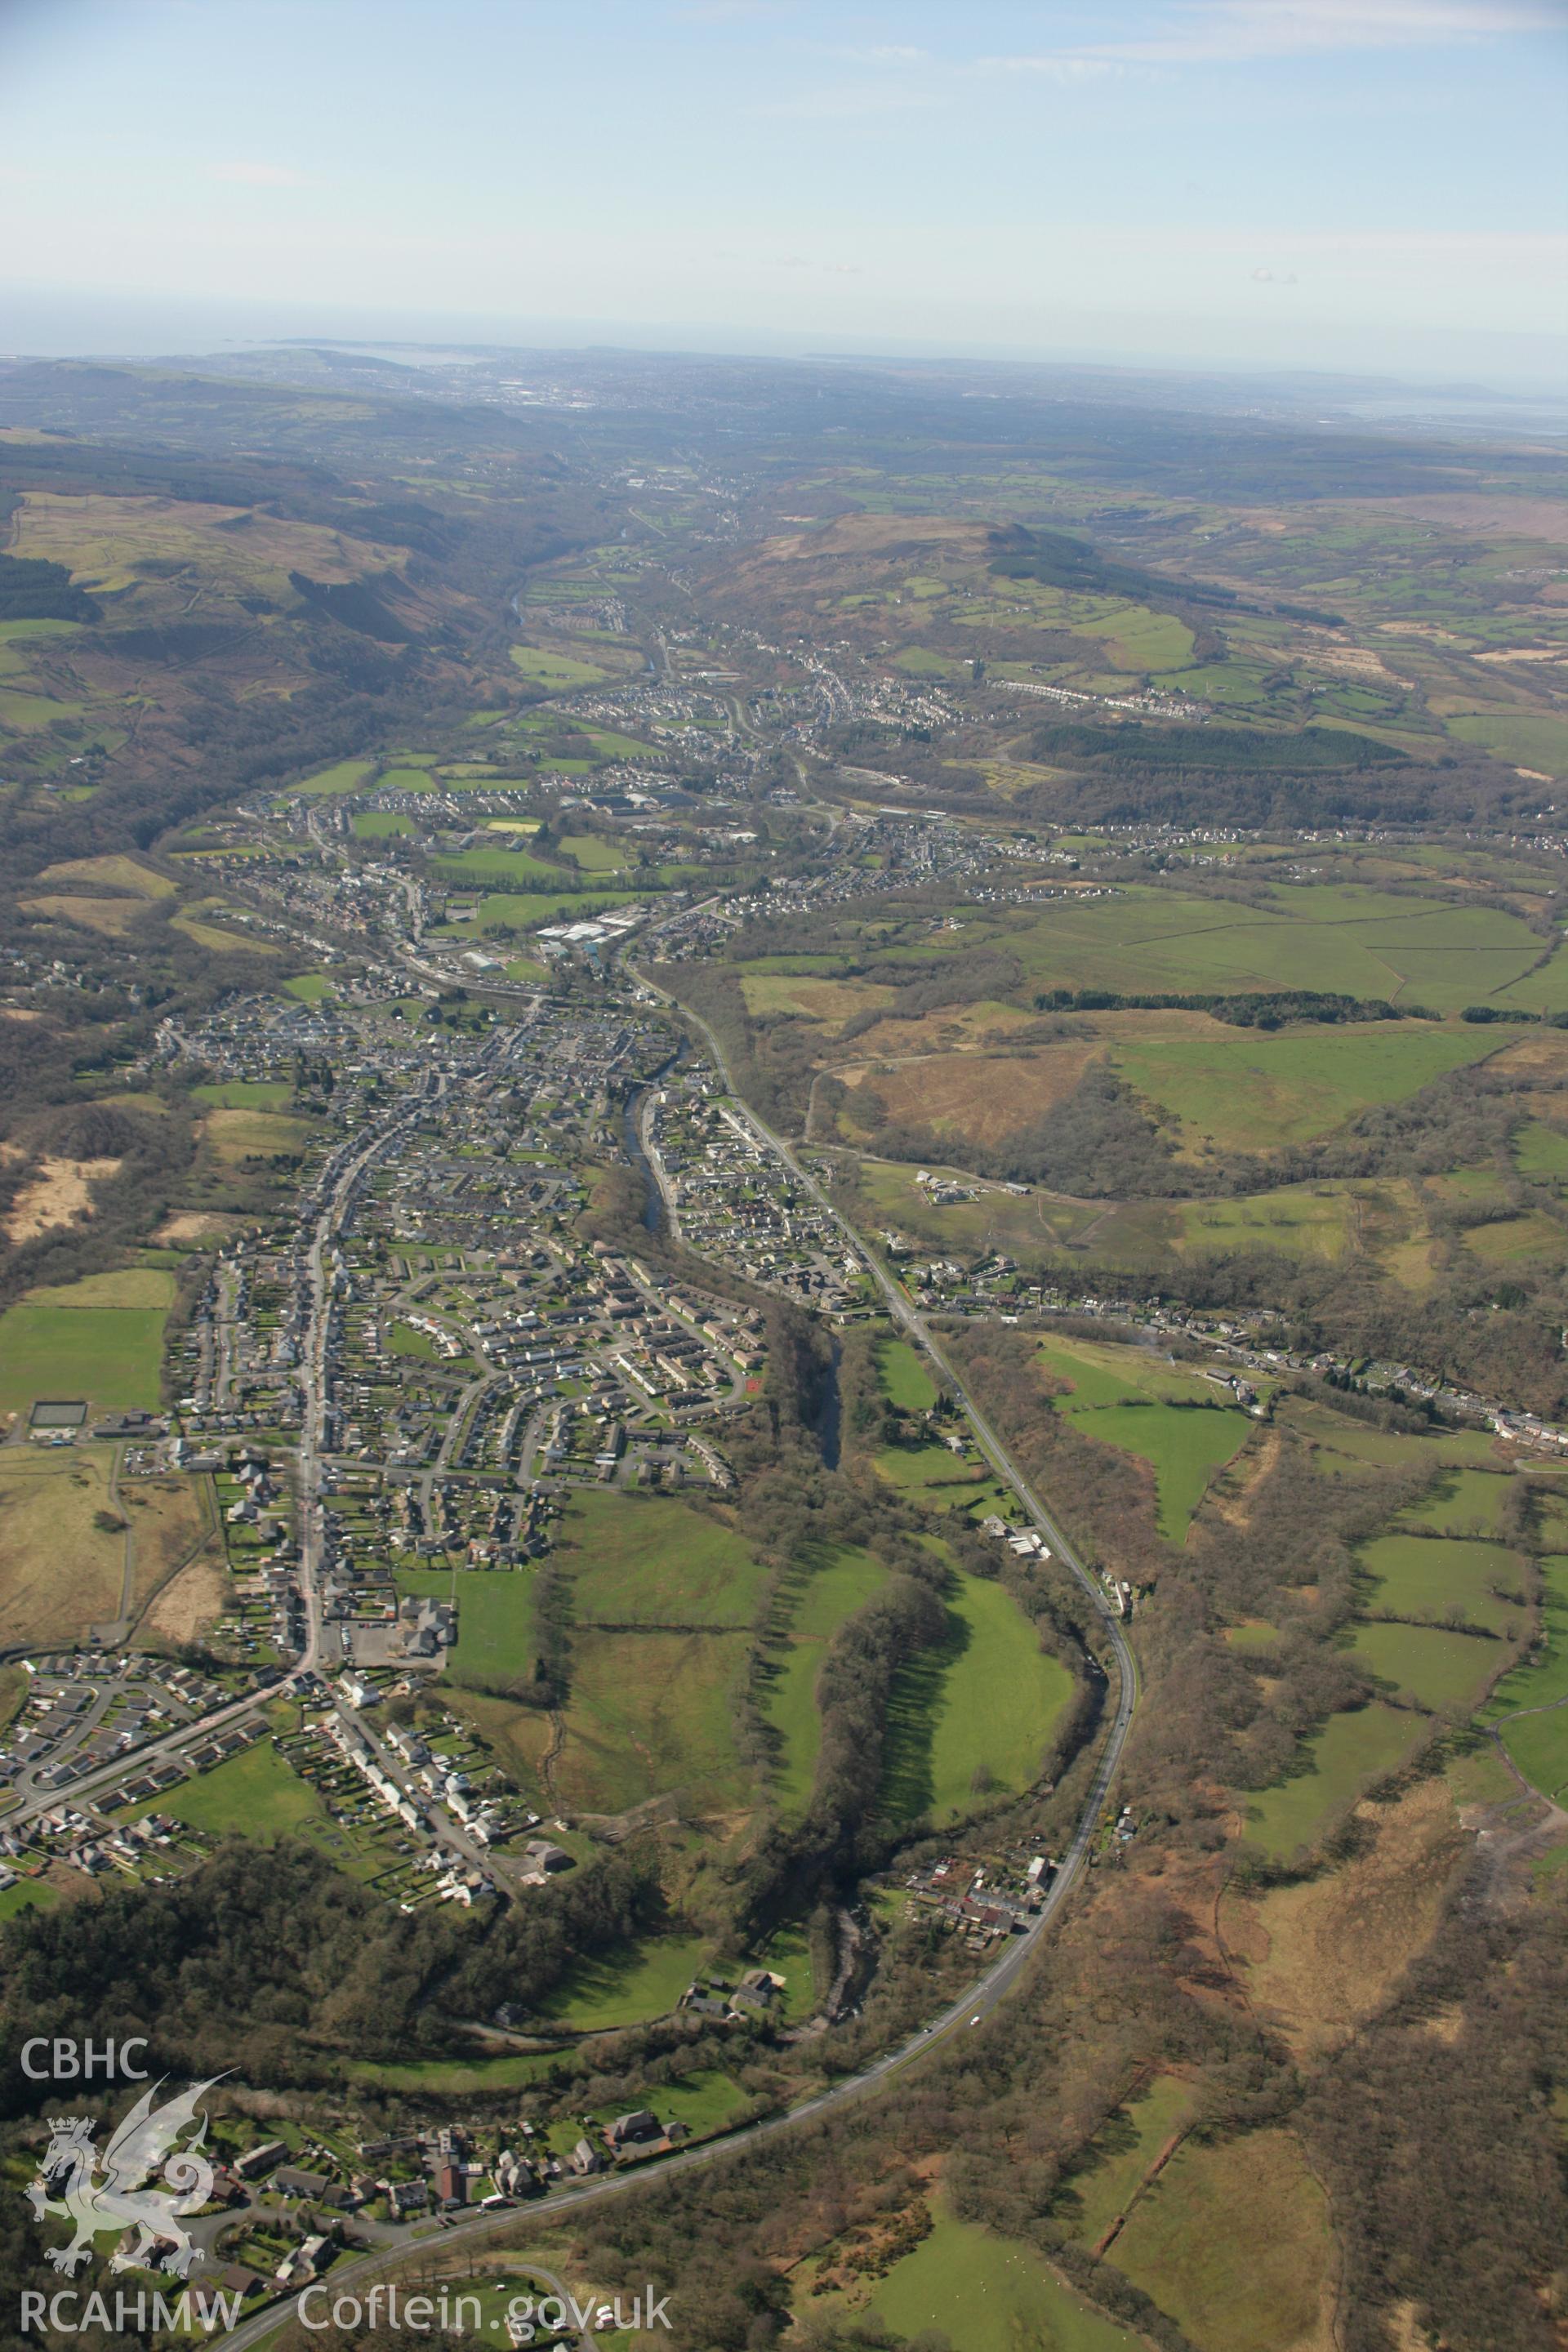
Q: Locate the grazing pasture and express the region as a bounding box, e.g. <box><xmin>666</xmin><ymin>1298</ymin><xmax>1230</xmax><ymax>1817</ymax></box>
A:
<box><xmin>879</xmin><ymin>1570</ymin><xmax>1074</xmax><ymax>1824</ymax></box>
<box><xmin>0</xmin><ymin>1267</ymin><xmax>173</xmax><ymax>1416</ymax></box>
<box><xmin>850</xmin><ymin>2207</ymin><xmax>1137</xmax><ymax>2352</ymax></box>
<box><xmin>920</xmin><ymin>882</ymin><xmax>1546</xmax><ymax>1012</ymax></box>
<box><xmin>1349</xmin><ymin>1619</ymin><xmax>1501</xmax><ymax>1711</ymax></box>
<box><xmin>537</xmin><ymin>1932</ymin><xmax>711</xmax><ymax>2029</ymax></box>
<box><xmin>877</xmin><ymin>1338</ymin><xmax>938</xmax><ymax>1414</ymax></box>
<box><xmin>1174</xmin><ymin>1181</ymin><xmax>1414</xmax><ymax>1267</ymax></box>
<box><xmin>23</xmin><ymin>893</ymin><xmax>145</xmax><ymax>938</ymax></box>
<box><xmin>0</xmin><ymin>1446</ymin><xmax>130</xmax><ymax>1643</ymax></box>
<box><xmin>1445</xmin><ymin>709</ymin><xmax>1568</xmax><ymax>775</ymax></box>
<box><xmin>193</xmin><ymin>1080</ymin><xmax>292</xmax><ymax>1110</ymax></box>
<box><xmin>38</xmin><ymin>853</ymin><xmax>172</xmax><ymax>898</ymax></box>
<box><xmin>1108</xmin><ymin>2128</ymin><xmax>1333</xmax><ymax>2352</ymax></box>
<box><xmin>510</xmin><ymin>646</ymin><xmax>607</xmax><ymax>688</ymax></box>
<box><xmin>8</xmin><ymin>490</ymin><xmax>405</xmax><ymax>599</ymax></box>
<box><xmin>764</xmin><ymin>1545</ymin><xmax>887</xmax><ymax>1811</ymax></box>
<box><xmin>1357</xmin><ymin>1533</ymin><xmax>1521</xmax><ymax>1636</ymax></box>
<box><xmin>1036</xmin><ymin>1334</ymin><xmax>1257</xmax><ymax>1540</ymax></box>
<box><xmin>1111</xmin><ymin>1022</ymin><xmax>1494</xmax><ymax>1152</ymax></box>
<box><xmin>1396</xmin><ymin>1467</ymin><xmax>1520</xmax><ymax>1537</ymax></box>
<box><xmin>557</xmin><ymin>1491</ymin><xmax>766</xmax><ymax>1628</ymax></box>
<box><xmin>397</xmin><ymin>1569</ymin><xmax>537</xmax><ymax>1682</ymax></box>
<box><xmin>201</xmin><ymin>1106</ymin><xmax>317</xmax><ymax>1162</ymax></box>
<box><xmin>550</xmin><ymin>1626</ymin><xmax>752</xmax><ymax>1815</ymax></box>
<box><xmin>288</xmin><ymin>759</ymin><xmax>376</xmax><ymax>797</ymax></box>
<box><xmin>1057</xmin><ymin>2073</ymin><xmax>1196</xmax><ymax>2247</ymax></box>
<box><xmin>408</xmin><ymin>1545</ymin><xmax>759</xmax><ymax>1819</ymax></box>
<box><xmin>131</xmin><ymin>1739</ymin><xmax>327</xmax><ymax>1843</ymax></box>
<box><xmin>1244</xmin><ymin>1703</ymin><xmax>1418</xmax><ymax>1856</ymax></box>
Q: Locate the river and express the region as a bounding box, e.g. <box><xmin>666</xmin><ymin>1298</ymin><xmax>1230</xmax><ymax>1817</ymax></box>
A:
<box><xmin>622</xmin><ymin>1088</ymin><xmax>665</xmax><ymax>1233</ymax></box>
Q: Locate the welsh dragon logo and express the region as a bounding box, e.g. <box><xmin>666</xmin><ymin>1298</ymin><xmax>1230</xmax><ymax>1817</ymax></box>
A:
<box><xmin>28</xmin><ymin>2077</ymin><xmax>220</xmax><ymax>2278</ymax></box>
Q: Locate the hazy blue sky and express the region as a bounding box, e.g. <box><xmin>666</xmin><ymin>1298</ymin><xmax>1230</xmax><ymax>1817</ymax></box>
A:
<box><xmin>2</xmin><ymin>0</ymin><xmax>1564</xmax><ymax>381</ymax></box>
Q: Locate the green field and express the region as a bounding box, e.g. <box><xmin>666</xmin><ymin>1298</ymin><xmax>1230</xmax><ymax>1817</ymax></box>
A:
<box><xmin>459</xmin><ymin>887</ymin><xmax>655</xmax><ymax>933</ymax></box>
<box><xmin>1357</xmin><ymin>1533</ymin><xmax>1521</xmax><ymax>1635</ymax></box>
<box><xmin>1111</xmin><ymin>1024</ymin><xmax>1494</xmax><ymax>1152</ymax></box>
<box><xmin>1514</xmin><ymin>1120</ymin><xmax>1568</xmax><ymax>1183</ymax></box>
<box><xmin>1108</xmin><ymin>2129</ymin><xmax>1331</xmax><ymax>2352</ymax></box>
<box><xmin>283</xmin><ymin>972</ymin><xmax>334</xmax><ymax>1002</ymax></box>
<box><xmin>1079</xmin><ymin>601</ymin><xmax>1195</xmax><ymax>671</ymax></box>
<box><xmin>348</xmin><ymin>2051</ymin><xmax>561</xmax><ymax>2094</ymax></box>
<box><xmin>1058</xmin><ymin>2074</ymin><xmax>1195</xmax><ymax>2247</ymax></box>
<box><xmin>851</xmin><ymin>2207</ymin><xmax>1138</xmax><ymax>2352</ymax></box>
<box><xmin>1175</xmin><ymin>1183</ymin><xmax>1365</xmax><ymax>1264</ymax></box>
<box><xmin>536</xmin><ymin>1931</ymin><xmax>709</xmax><ymax>2029</ymax></box>
<box><xmin>423</xmin><ymin>1558</ymin><xmax>758</xmax><ymax>1816</ymax></box>
<box><xmin>1348</xmin><ymin>1619</ymin><xmax>1502</xmax><ymax>1712</ymax></box>
<box><xmin>892</xmin><ymin>645</ymin><xmax>966</xmax><ymax>679</ymax></box>
<box><xmin>880</xmin><ymin>1570</ymin><xmax>1074</xmax><ymax>1824</ymax></box>
<box><xmin>1484</xmin><ymin>1556</ymin><xmax>1568</xmax><ymax>1730</ymax></box>
<box><xmin>643</xmin><ymin>2066</ymin><xmax>751</xmax><ymax>2137</ymax></box>
<box><xmin>558</xmin><ymin>1491</ymin><xmax>765</xmax><ymax>1627</ymax></box>
<box><xmin>130</xmin><ymin>1740</ymin><xmax>326</xmax><ymax>1841</ymax></box>
<box><xmin>873</xmin><ymin>1442</ymin><xmax>990</xmax><ymax>1497</ymax></box>
<box><xmin>1280</xmin><ymin>1396</ymin><xmax>1501</xmax><ymax>1473</ymax></box>
<box><xmin>386</xmin><ymin>1318</ymin><xmax>439</xmax><ymax>1360</ymax></box>
<box><xmin>1037</xmin><ymin>1335</ymin><xmax>1254</xmax><ymax>1540</ymax></box>
<box><xmin>555</xmin><ymin>1627</ymin><xmax>752</xmax><ymax>1815</ymax></box>
<box><xmin>877</xmin><ymin>1337</ymin><xmax>938</xmax><ymax>1413</ymax></box>
<box><xmin>0</xmin><ymin>1267</ymin><xmax>174</xmax><ymax>1416</ymax></box>
<box><xmin>192</xmin><ymin>1080</ymin><xmax>292</xmax><ymax>1110</ymax></box>
<box><xmin>0</xmin><ymin>1881</ymin><xmax>61</xmax><ymax>1922</ymax></box>
<box><xmin>285</xmin><ymin>758</ymin><xmax>375</xmax><ymax>798</ymax></box>
<box><xmin>27</xmin><ymin>1269</ymin><xmax>176</xmax><ymax>1310</ymax></box>
<box><xmin>352</xmin><ymin>809</ymin><xmax>414</xmax><ymax>838</ymax></box>
<box><xmin>1244</xmin><ymin>1702</ymin><xmax>1417</xmax><ymax>1856</ymax></box>
<box><xmin>397</xmin><ymin>1570</ymin><xmax>537</xmax><ymax>1682</ymax></box>
<box><xmin>510</xmin><ymin>646</ymin><xmax>607</xmax><ymax>688</ymax></box>
<box><xmin>560</xmin><ymin>832</ymin><xmax>630</xmax><ymax>871</ymax></box>
<box><xmin>1396</xmin><ymin>1467</ymin><xmax>1520</xmax><ymax>1537</ymax></box>
<box><xmin>434</xmin><ymin>849</ymin><xmax>571</xmax><ymax>885</ymax></box>
<box><xmin>763</xmin><ymin>1546</ymin><xmax>888</xmax><ymax>1811</ymax></box>
<box><xmin>919</xmin><ymin>881</ymin><xmax>1548</xmax><ymax>1013</ymax></box>
<box><xmin>1494</xmin><ymin>1706</ymin><xmax>1568</xmax><ymax>1803</ymax></box>
<box><xmin>0</xmin><ymin>617</ymin><xmax>84</xmax><ymax>644</ymax></box>
<box><xmin>1446</xmin><ymin>710</ymin><xmax>1568</xmax><ymax>777</ymax></box>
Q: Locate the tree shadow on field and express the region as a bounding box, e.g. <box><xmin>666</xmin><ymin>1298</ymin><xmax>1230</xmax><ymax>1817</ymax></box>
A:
<box><xmin>876</xmin><ymin>1602</ymin><xmax>973</xmax><ymax>1826</ymax></box>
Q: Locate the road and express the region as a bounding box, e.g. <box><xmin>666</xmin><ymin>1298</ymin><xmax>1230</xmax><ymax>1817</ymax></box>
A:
<box><xmin>629</xmin><ymin>963</ymin><xmax>1138</xmax><ymax>1720</ymax></box>
<box><xmin>210</xmin><ymin>964</ymin><xmax>1138</xmax><ymax>2352</ymax></box>
<box><xmin>296</xmin><ymin>1085</ymin><xmax>441</xmax><ymax>1671</ymax></box>
<box><xmin>215</xmin><ymin>1660</ymin><xmax>1123</xmax><ymax>2352</ymax></box>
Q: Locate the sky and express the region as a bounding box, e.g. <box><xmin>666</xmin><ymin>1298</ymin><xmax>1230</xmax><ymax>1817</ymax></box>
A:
<box><xmin>1</xmin><ymin>0</ymin><xmax>1565</xmax><ymax>385</ymax></box>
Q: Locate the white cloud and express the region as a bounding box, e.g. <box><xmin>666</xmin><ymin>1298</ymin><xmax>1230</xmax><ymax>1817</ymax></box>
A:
<box><xmin>670</xmin><ymin>1</ymin><xmax>781</xmax><ymax>21</ymax></box>
<box><xmin>1076</xmin><ymin>1</ymin><xmax>1557</xmax><ymax>65</ymax></box>
<box><xmin>835</xmin><ymin>44</ymin><xmax>930</xmax><ymax>65</ymax></box>
<box><xmin>213</xmin><ymin>161</ymin><xmax>308</xmax><ymax>188</ymax></box>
